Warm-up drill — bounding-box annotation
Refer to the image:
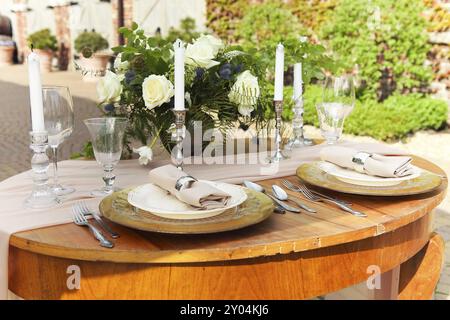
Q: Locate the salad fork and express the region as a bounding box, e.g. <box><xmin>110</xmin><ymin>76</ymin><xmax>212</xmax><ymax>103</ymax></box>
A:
<box><xmin>281</xmin><ymin>179</ymin><xmax>367</xmax><ymax>217</ymax></box>
<box><xmin>76</xmin><ymin>201</ymin><xmax>119</xmax><ymax>238</ymax></box>
<box><xmin>72</xmin><ymin>206</ymin><xmax>114</xmax><ymax>248</ymax></box>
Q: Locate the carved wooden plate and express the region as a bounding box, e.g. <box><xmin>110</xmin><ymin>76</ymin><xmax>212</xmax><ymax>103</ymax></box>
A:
<box><xmin>99</xmin><ymin>188</ymin><xmax>274</xmax><ymax>234</ymax></box>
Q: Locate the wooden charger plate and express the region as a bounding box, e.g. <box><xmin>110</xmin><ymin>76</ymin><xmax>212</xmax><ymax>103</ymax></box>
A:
<box><xmin>99</xmin><ymin>188</ymin><xmax>274</xmax><ymax>234</ymax></box>
<box><xmin>296</xmin><ymin>162</ymin><xmax>443</xmax><ymax>196</ymax></box>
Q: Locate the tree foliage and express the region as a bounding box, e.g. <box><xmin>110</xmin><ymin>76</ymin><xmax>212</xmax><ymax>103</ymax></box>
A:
<box><xmin>321</xmin><ymin>0</ymin><xmax>432</xmax><ymax>101</ymax></box>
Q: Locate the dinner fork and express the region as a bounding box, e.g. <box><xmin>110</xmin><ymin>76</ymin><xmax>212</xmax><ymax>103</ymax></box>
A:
<box><xmin>72</xmin><ymin>206</ymin><xmax>114</xmax><ymax>248</ymax></box>
<box><xmin>76</xmin><ymin>201</ymin><xmax>119</xmax><ymax>239</ymax></box>
<box><xmin>282</xmin><ymin>179</ymin><xmax>351</xmax><ymax>206</ymax></box>
<box><xmin>281</xmin><ymin>180</ymin><xmax>367</xmax><ymax>217</ymax></box>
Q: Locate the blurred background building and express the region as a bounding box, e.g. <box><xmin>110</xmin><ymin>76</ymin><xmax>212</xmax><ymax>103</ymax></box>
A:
<box><xmin>0</xmin><ymin>0</ymin><xmax>206</xmax><ymax>65</ymax></box>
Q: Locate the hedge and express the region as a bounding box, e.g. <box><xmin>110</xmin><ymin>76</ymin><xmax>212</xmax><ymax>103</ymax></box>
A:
<box><xmin>300</xmin><ymin>85</ymin><xmax>448</xmax><ymax>141</ymax></box>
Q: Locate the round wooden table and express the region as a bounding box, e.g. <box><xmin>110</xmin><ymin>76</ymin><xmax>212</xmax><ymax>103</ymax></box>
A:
<box><xmin>8</xmin><ymin>157</ymin><xmax>447</xmax><ymax>299</ymax></box>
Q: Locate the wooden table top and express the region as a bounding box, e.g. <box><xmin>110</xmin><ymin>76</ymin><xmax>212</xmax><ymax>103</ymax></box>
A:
<box><xmin>10</xmin><ymin>157</ymin><xmax>447</xmax><ymax>264</ymax></box>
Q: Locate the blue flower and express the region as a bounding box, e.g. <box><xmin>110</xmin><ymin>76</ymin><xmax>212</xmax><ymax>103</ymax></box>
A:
<box><xmin>104</xmin><ymin>103</ymin><xmax>115</xmax><ymax>112</ymax></box>
<box><xmin>234</xmin><ymin>63</ymin><xmax>243</xmax><ymax>73</ymax></box>
<box><xmin>195</xmin><ymin>67</ymin><xmax>205</xmax><ymax>80</ymax></box>
<box><xmin>124</xmin><ymin>70</ymin><xmax>136</xmax><ymax>84</ymax></box>
<box><xmin>219</xmin><ymin>63</ymin><xmax>233</xmax><ymax>80</ymax></box>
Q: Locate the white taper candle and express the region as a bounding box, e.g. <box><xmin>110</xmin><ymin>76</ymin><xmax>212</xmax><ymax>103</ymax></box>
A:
<box><xmin>173</xmin><ymin>39</ymin><xmax>185</xmax><ymax>111</ymax></box>
<box><xmin>274</xmin><ymin>43</ymin><xmax>284</xmax><ymax>101</ymax></box>
<box><xmin>27</xmin><ymin>51</ymin><xmax>45</xmax><ymax>132</ymax></box>
<box><xmin>293</xmin><ymin>62</ymin><xmax>303</xmax><ymax>101</ymax></box>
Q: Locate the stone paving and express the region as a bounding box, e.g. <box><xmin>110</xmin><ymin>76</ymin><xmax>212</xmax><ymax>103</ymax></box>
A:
<box><xmin>0</xmin><ymin>65</ymin><xmax>449</xmax><ymax>299</ymax></box>
<box><xmin>0</xmin><ymin>65</ymin><xmax>100</xmax><ymax>182</ymax></box>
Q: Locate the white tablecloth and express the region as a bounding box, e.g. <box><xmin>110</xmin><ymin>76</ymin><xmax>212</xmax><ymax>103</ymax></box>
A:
<box><xmin>0</xmin><ymin>141</ymin><xmax>407</xmax><ymax>299</ymax></box>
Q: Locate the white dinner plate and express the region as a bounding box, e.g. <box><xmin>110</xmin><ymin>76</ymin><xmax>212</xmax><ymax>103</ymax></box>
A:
<box><xmin>318</xmin><ymin>161</ymin><xmax>422</xmax><ymax>187</ymax></box>
<box><xmin>127</xmin><ymin>181</ymin><xmax>248</xmax><ymax>220</ymax></box>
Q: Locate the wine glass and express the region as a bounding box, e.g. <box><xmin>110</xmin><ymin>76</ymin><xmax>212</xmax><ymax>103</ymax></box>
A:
<box><xmin>316</xmin><ymin>75</ymin><xmax>355</xmax><ymax>144</ymax></box>
<box><xmin>43</xmin><ymin>86</ymin><xmax>75</xmax><ymax>195</ymax></box>
<box><xmin>84</xmin><ymin>117</ymin><xmax>128</xmax><ymax>197</ymax></box>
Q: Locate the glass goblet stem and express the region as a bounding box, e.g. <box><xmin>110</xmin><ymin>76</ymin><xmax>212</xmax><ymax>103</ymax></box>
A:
<box><xmin>51</xmin><ymin>146</ymin><xmax>59</xmax><ymax>186</ymax></box>
<box><xmin>102</xmin><ymin>165</ymin><xmax>116</xmax><ymax>194</ymax></box>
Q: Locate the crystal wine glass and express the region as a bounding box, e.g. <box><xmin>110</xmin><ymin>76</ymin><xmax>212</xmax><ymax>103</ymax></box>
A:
<box><xmin>316</xmin><ymin>75</ymin><xmax>355</xmax><ymax>144</ymax></box>
<box><xmin>43</xmin><ymin>86</ymin><xmax>75</xmax><ymax>195</ymax></box>
<box><xmin>84</xmin><ymin>117</ymin><xmax>128</xmax><ymax>197</ymax></box>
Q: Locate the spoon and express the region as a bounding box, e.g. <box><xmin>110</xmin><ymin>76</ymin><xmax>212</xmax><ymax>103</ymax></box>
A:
<box><xmin>272</xmin><ymin>185</ymin><xmax>317</xmax><ymax>214</ymax></box>
<box><xmin>243</xmin><ymin>180</ymin><xmax>301</xmax><ymax>213</ymax></box>
<box><xmin>273</xmin><ymin>206</ymin><xmax>286</xmax><ymax>214</ymax></box>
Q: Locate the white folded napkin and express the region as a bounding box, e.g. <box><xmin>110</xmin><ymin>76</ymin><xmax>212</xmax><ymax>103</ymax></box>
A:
<box><xmin>320</xmin><ymin>146</ymin><xmax>414</xmax><ymax>178</ymax></box>
<box><xmin>148</xmin><ymin>164</ymin><xmax>231</xmax><ymax>209</ymax></box>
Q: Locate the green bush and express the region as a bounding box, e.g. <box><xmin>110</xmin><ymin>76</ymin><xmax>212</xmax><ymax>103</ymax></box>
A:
<box><xmin>287</xmin><ymin>0</ymin><xmax>339</xmax><ymax>35</ymax></box>
<box><xmin>424</xmin><ymin>0</ymin><xmax>450</xmax><ymax>32</ymax></box>
<box><xmin>302</xmin><ymin>85</ymin><xmax>448</xmax><ymax>141</ymax></box>
<box><xmin>235</xmin><ymin>1</ymin><xmax>335</xmax><ymax>85</ymax></box>
<box><xmin>206</xmin><ymin>0</ymin><xmax>337</xmax><ymax>42</ymax></box>
<box><xmin>321</xmin><ymin>0</ymin><xmax>432</xmax><ymax>102</ymax></box>
<box><xmin>27</xmin><ymin>29</ymin><xmax>57</xmax><ymax>51</ymax></box>
<box><xmin>206</xmin><ymin>0</ymin><xmax>248</xmax><ymax>42</ymax></box>
<box><xmin>164</xmin><ymin>17</ymin><xmax>201</xmax><ymax>43</ymax></box>
<box><xmin>236</xmin><ymin>1</ymin><xmax>306</xmax><ymax>50</ymax></box>
<box><xmin>74</xmin><ymin>31</ymin><xmax>109</xmax><ymax>54</ymax></box>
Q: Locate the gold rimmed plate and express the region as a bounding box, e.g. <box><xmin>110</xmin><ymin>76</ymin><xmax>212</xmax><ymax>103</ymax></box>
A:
<box><xmin>99</xmin><ymin>188</ymin><xmax>274</xmax><ymax>234</ymax></box>
<box><xmin>296</xmin><ymin>161</ymin><xmax>443</xmax><ymax>196</ymax></box>
<box><xmin>127</xmin><ymin>181</ymin><xmax>248</xmax><ymax>220</ymax></box>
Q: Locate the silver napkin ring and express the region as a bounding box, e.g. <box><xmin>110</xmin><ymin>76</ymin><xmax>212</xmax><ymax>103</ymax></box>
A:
<box><xmin>175</xmin><ymin>175</ymin><xmax>198</xmax><ymax>191</ymax></box>
<box><xmin>352</xmin><ymin>152</ymin><xmax>373</xmax><ymax>174</ymax></box>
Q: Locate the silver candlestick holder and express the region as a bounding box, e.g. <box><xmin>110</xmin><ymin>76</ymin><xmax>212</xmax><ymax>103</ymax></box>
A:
<box><xmin>172</xmin><ymin>109</ymin><xmax>187</xmax><ymax>169</ymax></box>
<box><xmin>287</xmin><ymin>84</ymin><xmax>313</xmax><ymax>149</ymax></box>
<box><xmin>267</xmin><ymin>100</ymin><xmax>289</xmax><ymax>163</ymax></box>
<box><xmin>24</xmin><ymin>131</ymin><xmax>59</xmax><ymax>208</ymax></box>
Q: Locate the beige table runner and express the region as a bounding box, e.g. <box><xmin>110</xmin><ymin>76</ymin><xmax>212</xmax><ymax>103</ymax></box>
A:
<box><xmin>0</xmin><ymin>141</ymin><xmax>407</xmax><ymax>299</ymax></box>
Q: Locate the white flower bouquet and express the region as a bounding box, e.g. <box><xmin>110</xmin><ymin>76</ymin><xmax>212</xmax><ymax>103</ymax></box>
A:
<box><xmin>96</xmin><ymin>23</ymin><xmax>269</xmax><ymax>163</ymax></box>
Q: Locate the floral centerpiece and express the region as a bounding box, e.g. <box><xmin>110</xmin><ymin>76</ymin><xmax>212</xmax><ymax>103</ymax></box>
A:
<box><xmin>97</xmin><ymin>23</ymin><xmax>269</xmax><ymax>162</ymax></box>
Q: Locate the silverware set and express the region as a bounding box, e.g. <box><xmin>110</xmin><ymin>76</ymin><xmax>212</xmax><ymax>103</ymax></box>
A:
<box><xmin>243</xmin><ymin>181</ymin><xmax>301</xmax><ymax>213</ymax></box>
<box><xmin>72</xmin><ymin>201</ymin><xmax>119</xmax><ymax>248</ymax></box>
<box><xmin>72</xmin><ymin>177</ymin><xmax>366</xmax><ymax>245</ymax></box>
<box><xmin>243</xmin><ymin>178</ymin><xmax>367</xmax><ymax>217</ymax></box>
<box><xmin>281</xmin><ymin>180</ymin><xmax>367</xmax><ymax>217</ymax></box>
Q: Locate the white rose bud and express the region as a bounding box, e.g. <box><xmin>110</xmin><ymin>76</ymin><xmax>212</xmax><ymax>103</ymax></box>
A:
<box><xmin>133</xmin><ymin>146</ymin><xmax>153</xmax><ymax>165</ymax></box>
<box><xmin>97</xmin><ymin>70</ymin><xmax>123</xmax><ymax>103</ymax></box>
<box><xmin>228</xmin><ymin>70</ymin><xmax>260</xmax><ymax>117</ymax></box>
<box><xmin>142</xmin><ymin>74</ymin><xmax>174</xmax><ymax>110</ymax></box>
<box><xmin>113</xmin><ymin>53</ymin><xmax>129</xmax><ymax>74</ymax></box>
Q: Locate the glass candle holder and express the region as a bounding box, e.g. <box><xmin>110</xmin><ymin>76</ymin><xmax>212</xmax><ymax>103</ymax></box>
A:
<box><xmin>24</xmin><ymin>131</ymin><xmax>60</xmax><ymax>208</ymax></box>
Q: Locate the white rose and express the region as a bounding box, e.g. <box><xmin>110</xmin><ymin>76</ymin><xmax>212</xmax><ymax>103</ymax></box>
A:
<box><xmin>228</xmin><ymin>70</ymin><xmax>260</xmax><ymax>117</ymax></box>
<box><xmin>142</xmin><ymin>74</ymin><xmax>174</xmax><ymax>110</ymax></box>
<box><xmin>195</xmin><ymin>34</ymin><xmax>224</xmax><ymax>56</ymax></box>
<box><xmin>185</xmin><ymin>40</ymin><xmax>220</xmax><ymax>69</ymax></box>
<box><xmin>113</xmin><ymin>53</ymin><xmax>129</xmax><ymax>74</ymax></box>
<box><xmin>133</xmin><ymin>146</ymin><xmax>153</xmax><ymax>165</ymax></box>
<box><xmin>97</xmin><ymin>70</ymin><xmax>123</xmax><ymax>103</ymax></box>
